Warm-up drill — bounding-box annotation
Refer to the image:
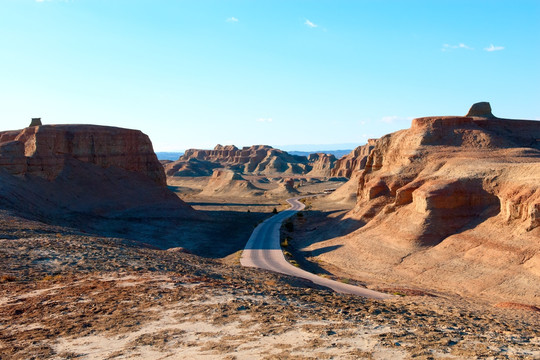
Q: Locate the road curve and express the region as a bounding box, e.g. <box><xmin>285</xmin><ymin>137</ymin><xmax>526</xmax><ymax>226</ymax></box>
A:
<box><xmin>241</xmin><ymin>196</ymin><xmax>393</xmax><ymax>300</ymax></box>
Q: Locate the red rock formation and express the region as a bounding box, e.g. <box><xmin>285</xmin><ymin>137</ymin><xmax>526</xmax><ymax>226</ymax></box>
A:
<box><xmin>308</xmin><ymin>104</ymin><xmax>540</xmax><ymax>303</ymax></box>
<box><xmin>352</xmin><ymin>115</ymin><xmax>540</xmax><ymax>244</ymax></box>
<box><xmin>330</xmin><ymin>139</ymin><xmax>377</xmax><ymax>178</ymax></box>
<box><xmin>0</xmin><ymin>124</ymin><xmax>193</xmax><ymax>220</ymax></box>
<box><xmin>166</xmin><ymin>145</ymin><xmax>314</xmax><ymax>176</ymax></box>
<box><xmin>0</xmin><ymin>125</ymin><xmax>166</xmax><ymax>186</ymax></box>
<box><xmin>306</xmin><ymin>153</ymin><xmax>336</xmax><ymax>177</ymax></box>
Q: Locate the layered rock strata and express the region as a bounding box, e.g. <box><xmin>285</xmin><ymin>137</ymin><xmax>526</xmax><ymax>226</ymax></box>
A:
<box><xmin>0</xmin><ymin>124</ymin><xmax>192</xmax><ymax>219</ymax></box>
<box><xmin>306</xmin><ymin>153</ymin><xmax>337</xmax><ymax>177</ymax></box>
<box><xmin>330</xmin><ymin>139</ymin><xmax>377</xmax><ymax>178</ymax></box>
<box><xmin>0</xmin><ymin>125</ymin><xmax>166</xmax><ymax>185</ymax></box>
<box><xmin>311</xmin><ymin>104</ymin><xmax>539</xmax><ymax>303</ymax></box>
<box><xmin>165</xmin><ymin>144</ymin><xmax>338</xmax><ymax>177</ymax></box>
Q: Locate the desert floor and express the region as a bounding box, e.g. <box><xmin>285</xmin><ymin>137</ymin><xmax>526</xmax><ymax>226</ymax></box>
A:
<box><xmin>1</xmin><ymin>177</ymin><xmax>539</xmax><ymax>359</ymax></box>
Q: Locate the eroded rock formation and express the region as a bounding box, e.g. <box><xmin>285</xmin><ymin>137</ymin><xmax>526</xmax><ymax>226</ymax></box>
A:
<box><xmin>306</xmin><ymin>153</ymin><xmax>337</xmax><ymax>177</ymax></box>
<box><xmin>0</xmin><ymin>124</ymin><xmax>166</xmax><ymax>185</ymax></box>
<box><xmin>330</xmin><ymin>139</ymin><xmax>377</xmax><ymax>178</ymax></box>
<box><xmin>312</xmin><ymin>105</ymin><xmax>539</xmax><ymax>303</ymax></box>
<box><xmin>165</xmin><ymin>144</ymin><xmax>338</xmax><ymax>177</ymax></box>
<box><xmin>352</xmin><ymin>115</ymin><xmax>540</xmax><ymax>245</ymax></box>
<box><xmin>0</xmin><ymin>123</ymin><xmax>193</xmax><ymax>220</ymax></box>
<box><xmin>199</xmin><ymin>169</ymin><xmax>263</xmax><ymax>197</ymax></box>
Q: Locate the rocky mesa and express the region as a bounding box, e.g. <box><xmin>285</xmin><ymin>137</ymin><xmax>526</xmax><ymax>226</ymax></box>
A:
<box><xmin>0</xmin><ymin>123</ymin><xmax>193</xmax><ymax>221</ymax></box>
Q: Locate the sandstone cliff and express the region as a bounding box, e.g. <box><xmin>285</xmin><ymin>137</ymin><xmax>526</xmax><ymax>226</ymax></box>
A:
<box><xmin>330</xmin><ymin>139</ymin><xmax>377</xmax><ymax>178</ymax></box>
<box><xmin>0</xmin><ymin>124</ymin><xmax>193</xmax><ymax>220</ymax></box>
<box><xmin>311</xmin><ymin>104</ymin><xmax>540</xmax><ymax>303</ymax></box>
<box><xmin>165</xmin><ymin>144</ymin><xmax>337</xmax><ymax>177</ymax></box>
<box><xmin>306</xmin><ymin>153</ymin><xmax>337</xmax><ymax>177</ymax></box>
<box><xmin>0</xmin><ymin>125</ymin><xmax>166</xmax><ymax>185</ymax></box>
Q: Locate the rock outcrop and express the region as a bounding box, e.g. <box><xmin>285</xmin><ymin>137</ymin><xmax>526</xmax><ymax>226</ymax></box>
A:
<box><xmin>465</xmin><ymin>101</ymin><xmax>494</xmax><ymax>118</ymax></box>
<box><xmin>330</xmin><ymin>139</ymin><xmax>377</xmax><ymax>178</ymax></box>
<box><xmin>165</xmin><ymin>144</ymin><xmax>338</xmax><ymax>177</ymax></box>
<box><xmin>29</xmin><ymin>118</ymin><xmax>42</xmax><ymax>127</ymax></box>
<box><xmin>0</xmin><ymin>124</ymin><xmax>193</xmax><ymax>220</ymax></box>
<box><xmin>309</xmin><ymin>105</ymin><xmax>540</xmax><ymax>303</ymax></box>
<box><xmin>265</xmin><ymin>177</ymin><xmax>300</xmax><ymax>197</ymax></box>
<box><xmin>0</xmin><ymin>124</ymin><xmax>166</xmax><ymax>185</ymax></box>
<box><xmin>306</xmin><ymin>153</ymin><xmax>337</xmax><ymax>177</ymax></box>
<box><xmin>351</xmin><ymin>115</ymin><xmax>540</xmax><ymax>244</ymax></box>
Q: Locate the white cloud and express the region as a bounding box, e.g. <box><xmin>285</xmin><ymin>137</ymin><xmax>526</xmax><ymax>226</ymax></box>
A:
<box><xmin>226</xmin><ymin>17</ymin><xmax>239</xmax><ymax>23</ymax></box>
<box><xmin>484</xmin><ymin>44</ymin><xmax>504</xmax><ymax>52</ymax></box>
<box><xmin>442</xmin><ymin>43</ymin><xmax>473</xmax><ymax>51</ymax></box>
<box><xmin>380</xmin><ymin>116</ymin><xmax>412</xmax><ymax>124</ymax></box>
<box><xmin>256</xmin><ymin>118</ymin><xmax>273</xmax><ymax>123</ymax></box>
<box><xmin>304</xmin><ymin>19</ymin><xmax>318</xmax><ymax>28</ymax></box>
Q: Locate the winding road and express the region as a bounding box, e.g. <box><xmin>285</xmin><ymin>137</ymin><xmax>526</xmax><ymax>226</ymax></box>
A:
<box><xmin>241</xmin><ymin>196</ymin><xmax>393</xmax><ymax>300</ymax></box>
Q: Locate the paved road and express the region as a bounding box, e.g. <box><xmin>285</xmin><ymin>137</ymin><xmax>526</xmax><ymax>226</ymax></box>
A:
<box><xmin>241</xmin><ymin>196</ymin><xmax>393</xmax><ymax>300</ymax></box>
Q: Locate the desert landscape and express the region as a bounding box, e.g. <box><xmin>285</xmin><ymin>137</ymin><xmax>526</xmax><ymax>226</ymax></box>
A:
<box><xmin>1</xmin><ymin>102</ymin><xmax>539</xmax><ymax>359</ymax></box>
<box><xmin>1</xmin><ymin>1</ymin><xmax>539</xmax><ymax>359</ymax></box>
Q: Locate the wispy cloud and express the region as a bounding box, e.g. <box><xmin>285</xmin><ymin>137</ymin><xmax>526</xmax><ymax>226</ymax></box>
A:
<box><xmin>256</xmin><ymin>118</ymin><xmax>273</xmax><ymax>123</ymax></box>
<box><xmin>226</xmin><ymin>17</ymin><xmax>239</xmax><ymax>23</ymax></box>
<box><xmin>484</xmin><ymin>44</ymin><xmax>504</xmax><ymax>52</ymax></box>
<box><xmin>380</xmin><ymin>116</ymin><xmax>412</xmax><ymax>124</ymax></box>
<box><xmin>304</xmin><ymin>19</ymin><xmax>318</xmax><ymax>28</ymax></box>
<box><xmin>442</xmin><ymin>43</ymin><xmax>473</xmax><ymax>51</ymax></box>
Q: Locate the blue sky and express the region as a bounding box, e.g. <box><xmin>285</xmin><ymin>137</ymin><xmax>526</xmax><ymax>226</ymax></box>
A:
<box><xmin>1</xmin><ymin>0</ymin><xmax>539</xmax><ymax>151</ymax></box>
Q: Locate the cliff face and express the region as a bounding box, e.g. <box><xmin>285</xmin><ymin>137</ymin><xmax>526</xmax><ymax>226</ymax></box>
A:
<box><xmin>353</xmin><ymin>115</ymin><xmax>540</xmax><ymax>243</ymax></box>
<box><xmin>313</xmin><ymin>106</ymin><xmax>540</xmax><ymax>303</ymax></box>
<box><xmin>0</xmin><ymin>124</ymin><xmax>192</xmax><ymax>220</ymax></box>
<box><xmin>165</xmin><ymin>144</ymin><xmax>337</xmax><ymax>177</ymax></box>
<box><xmin>330</xmin><ymin>139</ymin><xmax>376</xmax><ymax>178</ymax></box>
<box><xmin>306</xmin><ymin>153</ymin><xmax>337</xmax><ymax>177</ymax></box>
<box><xmin>0</xmin><ymin>125</ymin><xmax>166</xmax><ymax>186</ymax></box>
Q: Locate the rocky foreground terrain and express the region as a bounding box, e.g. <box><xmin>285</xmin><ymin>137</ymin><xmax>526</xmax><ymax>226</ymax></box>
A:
<box><xmin>1</xmin><ymin>213</ymin><xmax>539</xmax><ymax>359</ymax></box>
